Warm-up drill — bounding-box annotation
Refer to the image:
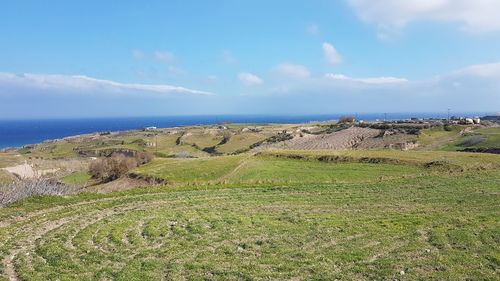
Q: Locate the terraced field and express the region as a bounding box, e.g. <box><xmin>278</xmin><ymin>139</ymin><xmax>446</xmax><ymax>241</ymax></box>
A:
<box><xmin>0</xmin><ymin>170</ymin><xmax>499</xmax><ymax>280</ymax></box>
<box><xmin>256</xmin><ymin>127</ymin><xmax>382</xmax><ymax>150</ymax></box>
<box><xmin>135</xmin><ymin>153</ymin><xmax>431</xmax><ymax>185</ymax></box>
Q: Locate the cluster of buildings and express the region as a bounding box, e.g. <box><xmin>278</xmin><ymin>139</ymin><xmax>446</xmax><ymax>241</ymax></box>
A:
<box><xmin>449</xmin><ymin>116</ymin><xmax>481</xmax><ymax>125</ymax></box>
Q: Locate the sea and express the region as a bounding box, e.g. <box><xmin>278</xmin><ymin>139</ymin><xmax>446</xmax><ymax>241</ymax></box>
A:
<box><xmin>0</xmin><ymin>113</ymin><xmax>488</xmax><ymax>149</ymax></box>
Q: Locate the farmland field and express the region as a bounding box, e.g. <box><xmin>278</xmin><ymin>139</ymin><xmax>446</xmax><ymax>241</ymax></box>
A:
<box><xmin>1</xmin><ymin>124</ymin><xmax>499</xmax><ymax>280</ymax></box>
<box><xmin>0</xmin><ymin>170</ymin><xmax>498</xmax><ymax>280</ymax></box>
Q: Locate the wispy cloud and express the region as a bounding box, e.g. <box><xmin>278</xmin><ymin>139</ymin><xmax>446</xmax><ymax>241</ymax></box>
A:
<box><xmin>220</xmin><ymin>50</ymin><xmax>239</xmax><ymax>65</ymax></box>
<box><xmin>449</xmin><ymin>62</ymin><xmax>500</xmax><ymax>78</ymax></box>
<box><xmin>132</xmin><ymin>49</ymin><xmax>146</xmax><ymax>59</ymax></box>
<box><xmin>207</xmin><ymin>75</ymin><xmax>218</xmax><ymax>83</ymax></box>
<box><xmin>0</xmin><ymin>72</ymin><xmax>213</xmax><ymax>95</ymax></box>
<box><xmin>322</xmin><ymin>42</ymin><xmax>342</xmax><ymax>65</ymax></box>
<box><xmin>348</xmin><ymin>0</ymin><xmax>500</xmax><ymax>33</ymax></box>
<box><xmin>274</xmin><ymin>63</ymin><xmax>311</xmax><ymax>78</ymax></box>
<box><xmin>238</xmin><ymin>72</ymin><xmax>263</xmax><ymax>86</ymax></box>
<box><xmin>154</xmin><ymin>51</ymin><xmax>176</xmax><ymax>63</ymax></box>
<box><xmin>132</xmin><ymin>49</ymin><xmax>176</xmax><ymax>63</ymax></box>
<box><xmin>324</xmin><ymin>73</ymin><xmax>408</xmax><ymax>84</ymax></box>
<box><xmin>306</xmin><ymin>24</ymin><xmax>320</xmax><ymax>35</ymax></box>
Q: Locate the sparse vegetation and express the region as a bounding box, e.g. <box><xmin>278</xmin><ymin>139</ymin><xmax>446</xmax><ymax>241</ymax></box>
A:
<box><xmin>0</xmin><ymin>178</ymin><xmax>76</xmax><ymax>207</ymax></box>
<box><xmin>338</xmin><ymin>115</ymin><xmax>356</xmax><ymax>123</ymax></box>
<box><xmin>89</xmin><ymin>153</ymin><xmax>152</xmax><ymax>183</ymax></box>
<box><xmin>457</xmin><ymin>135</ymin><xmax>486</xmax><ymax>147</ymax></box>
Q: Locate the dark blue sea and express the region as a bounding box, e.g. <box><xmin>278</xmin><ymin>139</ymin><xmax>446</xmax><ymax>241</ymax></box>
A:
<box><xmin>0</xmin><ymin>113</ymin><xmax>486</xmax><ymax>149</ymax></box>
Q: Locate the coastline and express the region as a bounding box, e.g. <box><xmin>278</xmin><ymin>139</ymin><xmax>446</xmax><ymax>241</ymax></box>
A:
<box><xmin>0</xmin><ymin>113</ymin><xmax>491</xmax><ymax>150</ymax></box>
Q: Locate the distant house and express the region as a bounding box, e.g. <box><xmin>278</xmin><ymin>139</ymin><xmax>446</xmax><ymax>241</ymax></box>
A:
<box><xmin>144</xmin><ymin>126</ymin><xmax>157</xmax><ymax>131</ymax></box>
<box><xmin>464</xmin><ymin>118</ymin><xmax>474</xmax><ymax>125</ymax></box>
<box><xmin>217</xmin><ymin>125</ymin><xmax>228</xmax><ymax>130</ymax></box>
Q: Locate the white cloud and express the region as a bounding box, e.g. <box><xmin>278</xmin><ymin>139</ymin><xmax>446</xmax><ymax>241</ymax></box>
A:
<box><xmin>238</xmin><ymin>72</ymin><xmax>263</xmax><ymax>86</ymax></box>
<box><xmin>154</xmin><ymin>51</ymin><xmax>176</xmax><ymax>63</ymax></box>
<box><xmin>324</xmin><ymin>73</ymin><xmax>409</xmax><ymax>84</ymax></box>
<box><xmin>306</xmin><ymin>24</ymin><xmax>320</xmax><ymax>35</ymax></box>
<box><xmin>274</xmin><ymin>63</ymin><xmax>311</xmax><ymax>78</ymax></box>
<box><xmin>450</xmin><ymin>62</ymin><xmax>500</xmax><ymax>78</ymax></box>
<box><xmin>132</xmin><ymin>49</ymin><xmax>145</xmax><ymax>59</ymax></box>
<box><xmin>0</xmin><ymin>72</ymin><xmax>213</xmax><ymax>95</ymax></box>
<box><xmin>347</xmin><ymin>0</ymin><xmax>500</xmax><ymax>33</ymax></box>
<box><xmin>322</xmin><ymin>42</ymin><xmax>342</xmax><ymax>65</ymax></box>
<box><xmin>325</xmin><ymin>73</ymin><xmax>409</xmax><ymax>85</ymax></box>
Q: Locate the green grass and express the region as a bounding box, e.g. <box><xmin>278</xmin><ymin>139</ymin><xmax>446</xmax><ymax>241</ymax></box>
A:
<box><xmin>417</xmin><ymin>125</ymin><xmax>464</xmax><ymax>150</ymax></box>
<box><xmin>182</xmin><ymin>132</ymin><xmax>224</xmax><ymax>149</ymax></box>
<box><xmin>443</xmin><ymin>127</ymin><xmax>500</xmax><ymax>151</ymax></box>
<box><xmin>258</xmin><ymin>149</ymin><xmax>500</xmax><ymax>171</ymax></box>
<box><xmin>223</xmin><ymin>155</ymin><xmax>426</xmax><ymax>184</ymax></box>
<box><xmin>1</xmin><ymin>125</ymin><xmax>500</xmax><ymax>279</ymax></box>
<box><xmin>61</xmin><ymin>171</ymin><xmax>92</xmax><ymax>185</ymax></box>
<box><xmin>135</xmin><ymin>155</ymin><xmax>245</xmax><ymax>183</ymax></box>
<box><xmin>216</xmin><ymin>133</ymin><xmax>268</xmax><ymax>154</ymax></box>
<box><xmin>135</xmin><ymin>150</ymin><xmax>500</xmax><ymax>186</ymax></box>
<box><xmin>0</xmin><ymin>171</ymin><xmax>498</xmax><ymax>280</ymax></box>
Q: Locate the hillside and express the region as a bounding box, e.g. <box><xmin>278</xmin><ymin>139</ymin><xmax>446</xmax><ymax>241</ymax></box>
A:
<box><xmin>0</xmin><ymin>121</ymin><xmax>499</xmax><ymax>280</ymax></box>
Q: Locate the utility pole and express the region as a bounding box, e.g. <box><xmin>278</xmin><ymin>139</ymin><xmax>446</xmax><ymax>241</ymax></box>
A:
<box><xmin>384</xmin><ymin>113</ymin><xmax>387</xmax><ymax>122</ymax></box>
<box><xmin>447</xmin><ymin>108</ymin><xmax>451</xmax><ymax>122</ymax></box>
<box><xmin>155</xmin><ymin>134</ymin><xmax>158</xmax><ymax>154</ymax></box>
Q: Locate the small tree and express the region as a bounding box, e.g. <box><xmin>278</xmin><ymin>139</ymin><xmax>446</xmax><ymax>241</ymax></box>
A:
<box><xmin>338</xmin><ymin>115</ymin><xmax>355</xmax><ymax>124</ymax></box>
<box><xmin>89</xmin><ymin>155</ymin><xmax>138</xmax><ymax>182</ymax></box>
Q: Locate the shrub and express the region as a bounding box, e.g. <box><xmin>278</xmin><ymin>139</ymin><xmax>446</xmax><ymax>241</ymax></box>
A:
<box><xmin>0</xmin><ymin>178</ymin><xmax>75</xmax><ymax>207</ymax></box>
<box><xmin>202</xmin><ymin>146</ymin><xmax>219</xmax><ymax>155</ymax></box>
<box><xmin>457</xmin><ymin>135</ymin><xmax>486</xmax><ymax>147</ymax></box>
<box><xmin>89</xmin><ymin>155</ymin><xmax>139</xmax><ymax>182</ymax></box>
<box><xmin>135</xmin><ymin>151</ymin><xmax>153</xmax><ymax>165</ymax></box>
<box><xmin>130</xmin><ymin>139</ymin><xmax>147</xmax><ymax>147</ymax></box>
<box><xmin>218</xmin><ymin>132</ymin><xmax>231</xmax><ymax>145</ymax></box>
<box><xmin>338</xmin><ymin>115</ymin><xmax>355</xmax><ymax>124</ymax></box>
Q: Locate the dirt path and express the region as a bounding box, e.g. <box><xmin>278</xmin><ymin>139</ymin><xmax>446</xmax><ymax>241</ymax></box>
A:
<box><xmin>218</xmin><ymin>154</ymin><xmax>254</xmax><ymax>182</ymax></box>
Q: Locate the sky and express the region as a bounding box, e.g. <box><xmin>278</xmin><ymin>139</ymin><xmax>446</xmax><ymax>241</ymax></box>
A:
<box><xmin>0</xmin><ymin>0</ymin><xmax>499</xmax><ymax>119</ymax></box>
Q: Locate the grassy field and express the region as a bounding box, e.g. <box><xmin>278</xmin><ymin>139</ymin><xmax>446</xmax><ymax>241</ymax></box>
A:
<box><xmin>0</xmin><ymin>170</ymin><xmax>498</xmax><ymax>280</ymax></box>
<box><xmin>417</xmin><ymin>126</ymin><xmax>464</xmax><ymax>150</ymax></box>
<box><xmin>259</xmin><ymin>149</ymin><xmax>500</xmax><ymax>170</ymax></box>
<box><xmin>1</xmin><ymin>124</ymin><xmax>500</xmax><ymax>280</ymax></box>
<box><xmin>61</xmin><ymin>171</ymin><xmax>92</xmax><ymax>186</ymax></box>
<box><xmin>442</xmin><ymin>127</ymin><xmax>500</xmax><ymax>151</ymax></box>
<box><xmin>216</xmin><ymin>133</ymin><xmax>269</xmax><ymax>154</ymax></box>
<box><xmin>135</xmin><ymin>153</ymin><xmax>431</xmax><ymax>185</ymax></box>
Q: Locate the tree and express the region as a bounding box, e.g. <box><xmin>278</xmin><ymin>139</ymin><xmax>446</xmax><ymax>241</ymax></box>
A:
<box><xmin>338</xmin><ymin>115</ymin><xmax>355</xmax><ymax>124</ymax></box>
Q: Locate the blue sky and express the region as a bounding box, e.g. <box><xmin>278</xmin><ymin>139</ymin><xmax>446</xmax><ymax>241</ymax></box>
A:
<box><xmin>0</xmin><ymin>0</ymin><xmax>499</xmax><ymax>118</ymax></box>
